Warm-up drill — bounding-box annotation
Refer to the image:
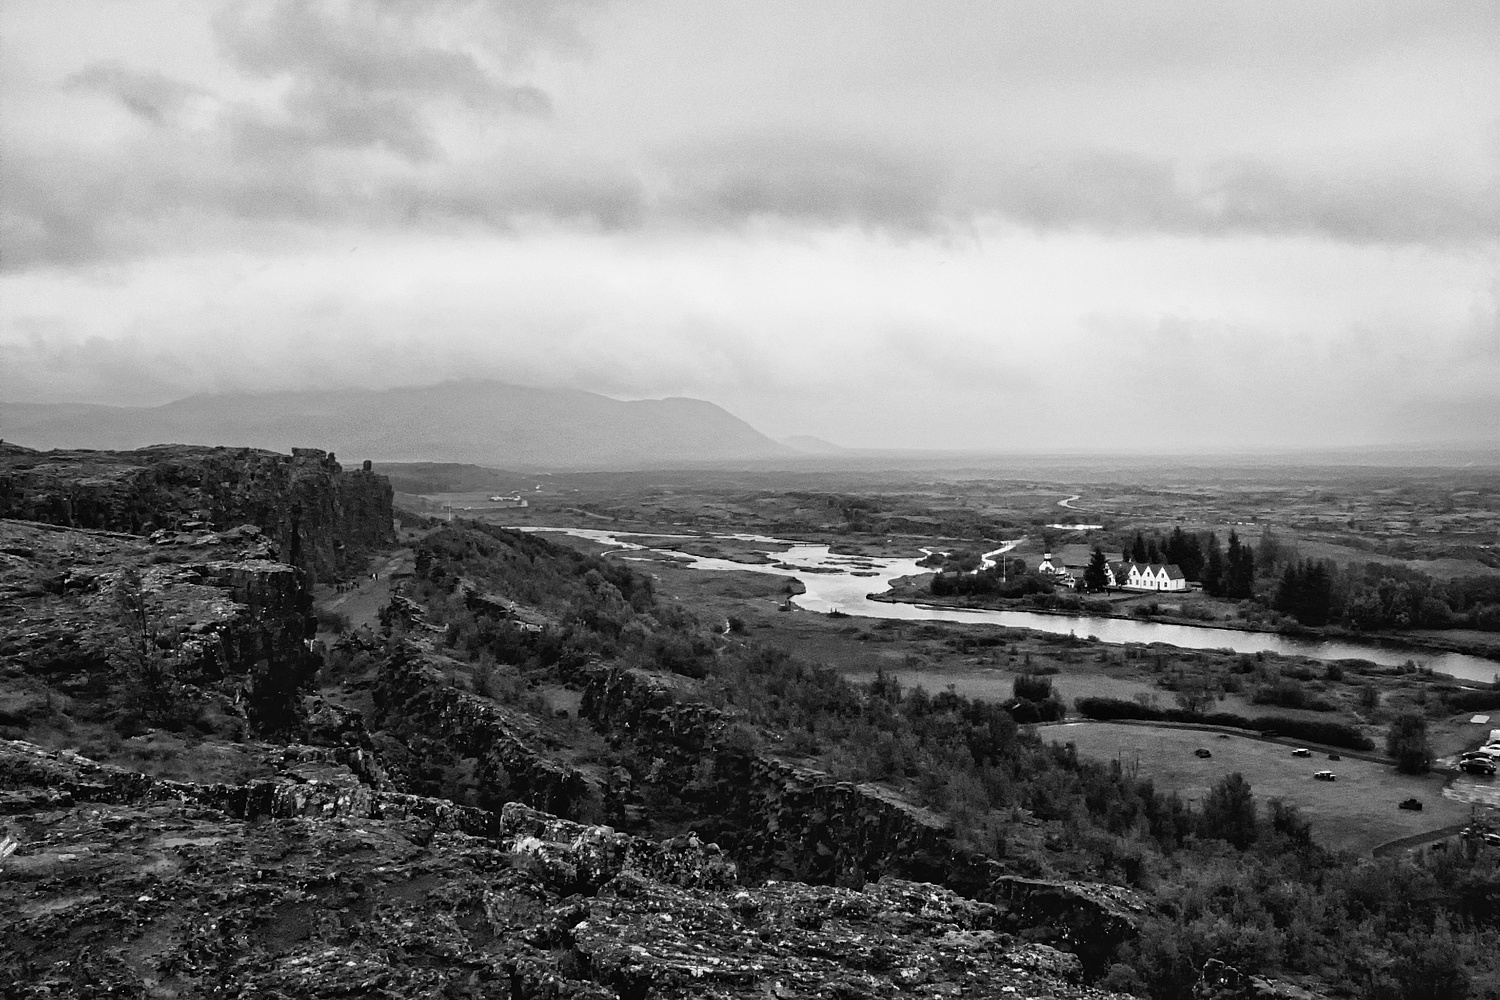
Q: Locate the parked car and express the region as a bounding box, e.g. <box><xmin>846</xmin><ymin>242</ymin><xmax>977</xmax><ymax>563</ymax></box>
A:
<box><xmin>1195</xmin><ymin>748</ymin><xmax>1213</xmax><ymax>759</ymax></box>
<box><xmin>1486</xmin><ymin>832</ymin><xmax>1500</xmax><ymax>847</ymax></box>
<box><xmin>1292</xmin><ymin>748</ymin><xmax>1313</xmax><ymax>757</ymax></box>
<box><xmin>1461</xmin><ymin>757</ymin><xmax>1497</xmax><ymax>776</ymax></box>
<box><xmin>1328</xmin><ymin>753</ymin><xmax>1341</xmax><ymax>761</ymax></box>
<box><xmin>1398</xmin><ymin>798</ymin><xmax>1423</xmax><ymax>811</ymax></box>
<box><xmin>1314</xmin><ymin>770</ymin><xmax>1337</xmax><ymax>781</ymax></box>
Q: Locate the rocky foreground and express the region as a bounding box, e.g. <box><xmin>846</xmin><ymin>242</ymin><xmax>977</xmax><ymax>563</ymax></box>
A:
<box><xmin>0</xmin><ymin>739</ymin><xmax>1122</xmax><ymax>999</ymax></box>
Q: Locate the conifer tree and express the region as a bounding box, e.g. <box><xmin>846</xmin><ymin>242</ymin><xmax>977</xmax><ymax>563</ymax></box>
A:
<box><xmin>1083</xmin><ymin>547</ymin><xmax>1110</xmax><ymax>592</ymax></box>
<box><xmin>1203</xmin><ymin>533</ymin><xmax>1224</xmax><ymax>596</ymax></box>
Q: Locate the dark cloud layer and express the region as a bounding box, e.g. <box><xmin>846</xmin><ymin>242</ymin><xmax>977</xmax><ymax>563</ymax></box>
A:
<box><xmin>2</xmin><ymin>2</ymin><xmax>1495</xmax><ymax>261</ymax></box>
<box><xmin>208</xmin><ymin>0</ymin><xmax>554</xmax><ymax>163</ymax></box>
<box><xmin>7</xmin><ymin>135</ymin><xmax>1491</xmax><ymax>273</ymax></box>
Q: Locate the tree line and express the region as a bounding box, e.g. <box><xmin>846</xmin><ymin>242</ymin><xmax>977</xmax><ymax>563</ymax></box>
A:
<box><xmin>1080</xmin><ymin>528</ymin><xmax>1255</xmax><ymax>598</ymax></box>
<box><xmin>1275</xmin><ymin>558</ymin><xmax>1500</xmax><ymax>631</ymax></box>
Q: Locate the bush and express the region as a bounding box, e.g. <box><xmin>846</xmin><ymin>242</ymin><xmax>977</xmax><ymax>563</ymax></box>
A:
<box><xmin>1251</xmin><ymin>678</ymin><xmax>1336</xmax><ymax>712</ymax></box>
<box><xmin>1445</xmin><ymin>689</ymin><xmax>1500</xmax><ymax>713</ymax></box>
<box><xmin>1072</xmin><ymin>697</ymin><xmax>1374</xmax><ymax>750</ymax></box>
<box><xmin>1013</xmin><ymin>672</ymin><xmax>1055</xmax><ymax>702</ymax></box>
<box><xmin>1387</xmin><ymin>711</ymin><xmax>1432</xmax><ymax>774</ymax></box>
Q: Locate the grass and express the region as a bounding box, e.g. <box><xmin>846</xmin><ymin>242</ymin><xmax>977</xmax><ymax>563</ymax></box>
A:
<box><xmin>1040</xmin><ymin>721</ymin><xmax>1471</xmax><ymax>855</ymax></box>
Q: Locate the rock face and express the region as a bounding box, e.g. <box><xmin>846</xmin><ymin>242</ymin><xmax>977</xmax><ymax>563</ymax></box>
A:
<box><xmin>379</xmin><ymin>656</ymin><xmax>1144</xmax><ymax>976</ymax></box>
<box><xmin>0</xmin><ymin>519</ymin><xmax>313</xmax><ymax>693</ymax></box>
<box><xmin>372</xmin><ymin>647</ymin><xmax>597</xmax><ymax>818</ymax></box>
<box><xmin>0</xmin><ymin>738</ymin><xmax>1130</xmax><ymax>999</ymax></box>
<box><xmin>0</xmin><ymin>443</ymin><xmax>394</xmax><ymax>581</ymax></box>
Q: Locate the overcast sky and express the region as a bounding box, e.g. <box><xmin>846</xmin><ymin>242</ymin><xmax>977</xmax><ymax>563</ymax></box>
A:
<box><xmin>2</xmin><ymin>1</ymin><xmax>1496</xmax><ymax>451</ymax></box>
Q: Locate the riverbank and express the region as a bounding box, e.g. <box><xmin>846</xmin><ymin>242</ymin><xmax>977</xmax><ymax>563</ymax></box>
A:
<box><xmin>872</xmin><ymin>590</ymin><xmax>1500</xmax><ymax>672</ymax></box>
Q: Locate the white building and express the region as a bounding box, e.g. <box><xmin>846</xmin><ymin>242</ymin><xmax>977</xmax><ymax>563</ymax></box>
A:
<box><xmin>1109</xmin><ymin>560</ymin><xmax>1188</xmax><ymax>592</ymax></box>
<box><xmin>1036</xmin><ymin>551</ymin><xmax>1077</xmax><ymax>588</ymax></box>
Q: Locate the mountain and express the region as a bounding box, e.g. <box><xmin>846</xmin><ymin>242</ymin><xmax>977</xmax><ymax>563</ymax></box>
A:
<box><xmin>0</xmin><ymin>382</ymin><xmax>794</xmax><ymax>470</ymax></box>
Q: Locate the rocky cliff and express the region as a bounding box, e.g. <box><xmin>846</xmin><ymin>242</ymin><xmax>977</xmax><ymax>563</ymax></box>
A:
<box><xmin>370</xmin><ymin>650</ymin><xmax>1145</xmax><ymax>978</ymax></box>
<box><xmin>0</xmin><ymin>443</ymin><xmax>394</xmax><ymax>581</ymax></box>
<box><xmin>0</xmin><ymin>518</ymin><xmax>317</xmax><ymax>737</ymax></box>
<box><xmin>0</xmin><ymin>738</ymin><xmax>1130</xmax><ymax>999</ymax></box>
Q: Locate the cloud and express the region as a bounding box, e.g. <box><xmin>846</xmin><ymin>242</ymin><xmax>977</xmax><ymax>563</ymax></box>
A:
<box><xmin>652</xmin><ymin>135</ymin><xmax>1498</xmax><ymax>245</ymax></box>
<box><xmin>64</xmin><ymin>61</ymin><xmax>208</xmax><ymax>126</ymax></box>
<box><xmin>973</xmin><ymin>154</ymin><xmax>1500</xmax><ymax>246</ymax></box>
<box><xmin>164</xmin><ymin>1</ymin><xmax>557</xmax><ymax>168</ymax></box>
<box><xmin>661</xmin><ymin>134</ymin><xmax>951</xmax><ymax>233</ymax></box>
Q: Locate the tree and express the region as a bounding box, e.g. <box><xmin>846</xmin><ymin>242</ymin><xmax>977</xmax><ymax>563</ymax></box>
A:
<box><xmin>1199</xmin><ymin>772</ymin><xmax>1258</xmax><ymax>848</ymax></box>
<box><xmin>1178</xmin><ymin>531</ymin><xmax>1205</xmax><ymax>581</ymax></box>
<box><xmin>1224</xmin><ymin>531</ymin><xmax>1256</xmax><ymax>599</ymax></box>
<box><xmin>1131</xmin><ymin>532</ymin><xmax>1148</xmax><ymax>563</ymax></box>
<box><xmin>1267</xmin><ymin>797</ymin><xmax>1311</xmax><ymax>847</ymax></box>
<box><xmin>1277</xmin><ymin>560</ymin><xmax>1333</xmax><ymax>626</ymax></box>
<box><xmin>1203</xmin><ymin>533</ymin><xmax>1224</xmax><ymax>597</ymax></box>
<box><xmin>109</xmin><ymin>567</ymin><xmax>183</xmax><ymax>726</ymax></box>
<box><xmin>1083</xmin><ymin>547</ymin><xmax>1110</xmax><ymax>592</ymax></box>
<box><xmin>1387</xmin><ymin>711</ymin><xmax>1432</xmax><ymax>773</ymax></box>
<box><xmin>1013</xmin><ymin>672</ymin><xmax>1054</xmax><ymax>702</ymax></box>
<box><xmin>1173</xmin><ymin>675</ymin><xmax>1218</xmax><ymax>716</ymax></box>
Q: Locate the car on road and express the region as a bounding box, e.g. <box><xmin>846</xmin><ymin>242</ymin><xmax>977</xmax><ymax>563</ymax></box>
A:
<box><xmin>1398</xmin><ymin>798</ymin><xmax>1423</xmax><ymax>811</ymax></box>
<box><xmin>1328</xmin><ymin>753</ymin><xmax>1341</xmax><ymax>761</ymax></box>
<box><xmin>1292</xmin><ymin>748</ymin><xmax>1313</xmax><ymax>757</ymax></box>
<box><xmin>1460</xmin><ymin>757</ymin><xmax>1497</xmax><ymax>776</ymax></box>
<box><xmin>1314</xmin><ymin>770</ymin><xmax>1337</xmax><ymax>781</ymax></box>
<box><xmin>1195</xmin><ymin>748</ymin><xmax>1212</xmax><ymax>759</ymax></box>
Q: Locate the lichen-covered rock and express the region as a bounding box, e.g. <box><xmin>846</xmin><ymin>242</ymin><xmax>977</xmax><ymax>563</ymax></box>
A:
<box><xmin>983</xmin><ymin>877</ymin><xmax>1146</xmax><ymax>977</ymax></box>
<box><xmin>576</xmin><ymin>662</ymin><xmax>1143</xmax><ymax>976</ymax></box>
<box><xmin>0</xmin><ymin>739</ymin><xmax>498</xmax><ymax>836</ymax></box>
<box><xmin>0</xmin><ymin>745</ymin><xmax>1132</xmax><ymax>999</ymax></box>
<box><xmin>374</xmin><ymin>646</ymin><xmax>598</xmax><ymax>817</ymax></box>
<box><xmin>0</xmin><ymin>519</ymin><xmax>313</xmax><ymax>696</ymax></box>
<box><xmin>500</xmin><ymin>802</ymin><xmax>739</xmax><ymax>896</ymax></box>
<box><xmin>1196</xmin><ymin>958</ymin><xmax>1332</xmax><ymax>1000</ymax></box>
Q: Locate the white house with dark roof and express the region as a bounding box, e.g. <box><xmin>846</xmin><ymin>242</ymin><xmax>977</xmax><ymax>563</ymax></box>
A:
<box><xmin>1109</xmin><ymin>560</ymin><xmax>1187</xmax><ymax>592</ymax></box>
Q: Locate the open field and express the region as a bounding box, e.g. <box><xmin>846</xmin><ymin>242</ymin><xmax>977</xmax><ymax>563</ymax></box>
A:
<box><xmin>1039</xmin><ymin>721</ymin><xmax>1472</xmax><ymax>855</ymax></box>
<box><xmin>844</xmin><ymin>662</ymin><xmax>1160</xmax><ymax>706</ymax></box>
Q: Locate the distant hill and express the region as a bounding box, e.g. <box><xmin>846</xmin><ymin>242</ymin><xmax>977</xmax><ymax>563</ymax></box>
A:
<box><xmin>0</xmin><ymin>382</ymin><xmax>794</xmax><ymax>470</ymax></box>
<box><xmin>782</xmin><ymin>435</ymin><xmax>851</xmax><ymax>455</ymax></box>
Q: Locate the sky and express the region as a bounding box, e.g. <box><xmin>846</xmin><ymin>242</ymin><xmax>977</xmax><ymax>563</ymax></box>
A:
<box><xmin>1</xmin><ymin>0</ymin><xmax>1497</xmax><ymax>452</ymax></box>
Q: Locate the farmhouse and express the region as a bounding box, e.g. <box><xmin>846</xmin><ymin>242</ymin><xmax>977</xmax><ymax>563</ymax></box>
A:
<box><xmin>1108</xmin><ymin>560</ymin><xmax>1187</xmax><ymax>592</ymax></box>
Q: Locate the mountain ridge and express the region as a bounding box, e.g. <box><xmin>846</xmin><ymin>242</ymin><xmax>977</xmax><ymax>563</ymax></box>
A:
<box><xmin>0</xmin><ymin>381</ymin><xmax>793</xmax><ymax>470</ymax></box>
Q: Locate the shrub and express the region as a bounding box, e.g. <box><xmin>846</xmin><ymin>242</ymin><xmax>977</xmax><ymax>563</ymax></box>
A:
<box><xmin>1386</xmin><ymin>711</ymin><xmax>1432</xmax><ymax>774</ymax></box>
<box><xmin>1013</xmin><ymin>672</ymin><xmax>1055</xmax><ymax>702</ymax></box>
<box><xmin>1072</xmin><ymin>697</ymin><xmax>1374</xmax><ymax>750</ymax></box>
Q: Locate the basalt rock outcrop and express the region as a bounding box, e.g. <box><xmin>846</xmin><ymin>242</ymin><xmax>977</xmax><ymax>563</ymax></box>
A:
<box><xmin>0</xmin><ymin>518</ymin><xmax>313</xmax><ymax>703</ymax></box>
<box><xmin>375</xmin><ymin>651</ymin><xmax>1145</xmax><ymax>976</ymax></box>
<box><xmin>372</xmin><ymin>646</ymin><xmax>597</xmax><ymax>818</ymax></box>
<box><xmin>0</xmin><ymin>737</ymin><xmax>1131</xmax><ymax>999</ymax></box>
<box><xmin>0</xmin><ymin>443</ymin><xmax>393</xmax><ymax>581</ymax></box>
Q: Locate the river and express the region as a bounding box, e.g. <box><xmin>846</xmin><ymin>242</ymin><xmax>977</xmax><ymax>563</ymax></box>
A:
<box><xmin>516</xmin><ymin>526</ymin><xmax>1500</xmax><ymax>685</ymax></box>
